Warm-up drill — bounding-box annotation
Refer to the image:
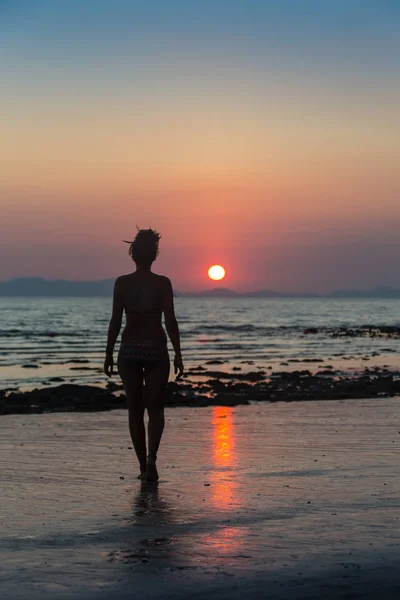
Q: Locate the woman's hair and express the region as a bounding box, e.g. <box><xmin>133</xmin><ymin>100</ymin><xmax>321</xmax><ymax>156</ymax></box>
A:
<box><xmin>124</xmin><ymin>227</ymin><xmax>161</xmax><ymax>265</ymax></box>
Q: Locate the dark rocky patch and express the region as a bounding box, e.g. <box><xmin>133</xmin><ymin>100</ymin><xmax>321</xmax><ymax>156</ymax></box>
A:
<box><xmin>194</xmin><ymin>385</ymin><xmax>213</xmax><ymax>394</ymax></box>
<box><xmin>65</xmin><ymin>359</ymin><xmax>90</xmax><ymax>364</ymax></box>
<box><xmin>317</xmin><ymin>370</ymin><xmax>338</xmax><ymax>376</ymax></box>
<box><xmin>204</xmin><ymin>360</ymin><xmax>226</xmax><ymax>365</ymax></box>
<box><xmin>330</xmin><ymin>325</ymin><xmax>400</xmax><ymax>339</ymax></box>
<box><xmin>199</xmin><ymin>370</ymin><xmax>266</xmax><ymax>382</ymax></box>
<box><xmin>271</xmin><ymin>370</ymin><xmax>312</xmax><ymax>378</ymax></box>
<box><xmin>0</xmin><ymin>384</ymin><xmax>125</xmax><ymax>415</ymax></box>
<box><xmin>106</xmin><ymin>381</ymin><xmax>124</xmax><ymax>392</ymax></box>
<box><xmin>303</xmin><ymin>358</ymin><xmax>324</xmax><ymax>363</ymax></box>
<box><xmin>2</xmin><ymin>367</ymin><xmax>400</xmax><ymax>415</ymax></box>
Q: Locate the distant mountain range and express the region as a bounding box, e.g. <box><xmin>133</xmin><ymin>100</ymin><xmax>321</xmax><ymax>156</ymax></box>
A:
<box><xmin>1</xmin><ymin>277</ymin><xmax>400</xmax><ymax>298</ymax></box>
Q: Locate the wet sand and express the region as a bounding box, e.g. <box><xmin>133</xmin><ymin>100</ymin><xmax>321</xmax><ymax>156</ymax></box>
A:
<box><xmin>1</xmin><ymin>400</ymin><xmax>400</xmax><ymax>599</ymax></box>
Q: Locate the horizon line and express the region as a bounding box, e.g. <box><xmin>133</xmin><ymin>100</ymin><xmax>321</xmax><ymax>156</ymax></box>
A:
<box><xmin>1</xmin><ymin>277</ymin><xmax>400</xmax><ymax>297</ymax></box>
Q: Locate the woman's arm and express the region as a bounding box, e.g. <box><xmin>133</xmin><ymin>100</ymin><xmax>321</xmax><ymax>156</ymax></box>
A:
<box><xmin>104</xmin><ymin>278</ymin><xmax>123</xmax><ymax>376</ymax></box>
<box><xmin>163</xmin><ymin>277</ymin><xmax>183</xmax><ymax>379</ymax></box>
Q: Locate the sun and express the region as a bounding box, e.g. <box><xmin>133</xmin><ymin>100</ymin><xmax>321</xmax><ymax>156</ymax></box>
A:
<box><xmin>208</xmin><ymin>265</ymin><xmax>226</xmax><ymax>281</ymax></box>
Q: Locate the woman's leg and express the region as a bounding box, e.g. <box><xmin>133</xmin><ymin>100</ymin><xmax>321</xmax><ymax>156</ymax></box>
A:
<box><xmin>143</xmin><ymin>352</ymin><xmax>170</xmax><ymax>481</ymax></box>
<box><xmin>117</xmin><ymin>356</ymin><xmax>147</xmax><ymax>477</ymax></box>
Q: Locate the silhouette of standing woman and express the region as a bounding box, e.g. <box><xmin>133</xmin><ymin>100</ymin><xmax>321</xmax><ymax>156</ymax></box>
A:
<box><xmin>104</xmin><ymin>228</ymin><xmax>183</xmax><ymax>481</ymax></box>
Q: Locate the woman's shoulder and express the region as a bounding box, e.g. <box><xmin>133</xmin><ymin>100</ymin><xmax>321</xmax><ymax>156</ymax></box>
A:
<box><xmin>151</xmin><ymin>273</ymin><xmax>171</xmax><ymax>286</ymax></box>
<box><xmin>115</xmin><ymin>272</ymin><xmax>171</xmax><ymax>289</ymax></box>
<box><xmin>115</xmin><ymin>273</ymin><xmax>133</xmax><ymax>285</ymax></box>
<box><xmin>114</xmin><ymin>273</ymin><xmax>136</xmax><ymax>294</ymax></box>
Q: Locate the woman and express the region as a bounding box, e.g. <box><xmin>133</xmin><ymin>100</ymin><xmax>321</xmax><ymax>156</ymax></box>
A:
<box><xmin>104</xmin><ymin>228</ymin><xmax>183</xmax><ymax>482</ymax></box>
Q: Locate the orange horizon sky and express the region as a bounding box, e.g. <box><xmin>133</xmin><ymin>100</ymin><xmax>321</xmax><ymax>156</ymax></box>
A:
<box><xmin>1</xmin><ymin>1</ymin><xmax>399</xmax><ymax>292</ymax></box>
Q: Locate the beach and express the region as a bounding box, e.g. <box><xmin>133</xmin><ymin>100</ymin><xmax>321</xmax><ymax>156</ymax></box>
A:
<box><xmin>2</xmin><ymin>400</ymin><xmax>400</xmax><ymax>599</ymax></box>
<box><xmin>2</xmin><ymin>296</ymin><xmax>400</xmax><ymax>598</ymax></box>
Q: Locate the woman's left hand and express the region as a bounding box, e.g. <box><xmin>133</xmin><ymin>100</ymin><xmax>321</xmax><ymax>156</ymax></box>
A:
<box><xmin>104</xmin><ymin>353</ymin><xmax>114</xmax><ymax>377</ymax></box>
<box><xmin>174</xmin><ymin>356</ymin><xmax>184</xmax><ymax>381</ymax></box>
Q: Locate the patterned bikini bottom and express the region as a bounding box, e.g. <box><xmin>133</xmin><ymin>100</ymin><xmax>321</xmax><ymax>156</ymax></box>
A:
<box><xmin>118</xmin><ymin>341</ymin><xmax>168</xmax><ymax>368</ymax></box>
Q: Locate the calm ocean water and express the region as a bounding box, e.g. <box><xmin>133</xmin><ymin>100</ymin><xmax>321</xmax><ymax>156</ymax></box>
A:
<box><xmin>1</xmin><ymin>297</ymin><xmax>400</xmax><ymax>390</ymax></box>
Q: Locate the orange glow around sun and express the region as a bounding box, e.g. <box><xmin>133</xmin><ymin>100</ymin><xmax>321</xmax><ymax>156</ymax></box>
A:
<box><xmin>208</xmin><ymin>265</ymin><xmax>226</xmax><ymax>281</ymax></box>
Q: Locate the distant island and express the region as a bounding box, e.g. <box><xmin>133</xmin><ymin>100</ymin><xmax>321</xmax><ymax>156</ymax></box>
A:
<box><xmin>1</xmin><ymin>277</ymin><xmax>400</xmax><ymax>298</ymax></box>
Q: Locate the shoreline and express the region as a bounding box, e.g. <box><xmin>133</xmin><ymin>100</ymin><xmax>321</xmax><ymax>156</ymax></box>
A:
<box><xmin>1</xmin><ymin>364</ymin><xmax>400</xmax><ymax>415</ymax></box>
<box><xmin>2</xmin><ymin>322</ymin><xmax>400</xmax><ymax>394</ymax></box>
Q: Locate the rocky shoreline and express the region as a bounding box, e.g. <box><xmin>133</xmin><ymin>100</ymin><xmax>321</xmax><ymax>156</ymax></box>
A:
<box><xmin>1</xmin><ymin>365</ymin><xmax>400</xmax><ymax>415</ymax></box>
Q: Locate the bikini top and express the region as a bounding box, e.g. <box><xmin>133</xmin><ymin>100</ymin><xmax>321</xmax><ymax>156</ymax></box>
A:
<box><xmin>125</xmin><ymin>308</ymin><xmax>162</xmax><ymax>316</ymax></box>
<box><xmin>124</xmin><ymin>286</ymin><xmax>163</xmax><ymax>316</ymax></box>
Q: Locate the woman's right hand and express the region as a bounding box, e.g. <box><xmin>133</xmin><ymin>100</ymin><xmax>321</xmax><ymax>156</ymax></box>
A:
<box><xmin>174</xmin><ymin>356</ymin><xmax>184</xmax><ymax>380</ymax></box>
<box><xmin>104</xmin><ymin>353</ymin><xmax>114</xmax><ymax>377</ymax></box>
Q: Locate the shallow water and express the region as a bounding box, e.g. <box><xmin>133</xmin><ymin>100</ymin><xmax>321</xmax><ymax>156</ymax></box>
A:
<box><xmin>1</xmin><ymin>400</ymin><xmax>400</xmax><ymax>598</ymax></box>
<box><xmin>1</xmin><ymin>296</ymin><xmax>400</xmax><ymax>390</ymax></box>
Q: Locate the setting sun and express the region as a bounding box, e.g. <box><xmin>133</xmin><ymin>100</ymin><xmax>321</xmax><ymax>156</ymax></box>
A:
<box><xmin>208</xmin><ymin>265</ymin><xmax>226</xmax><ymax>281</ymax></box>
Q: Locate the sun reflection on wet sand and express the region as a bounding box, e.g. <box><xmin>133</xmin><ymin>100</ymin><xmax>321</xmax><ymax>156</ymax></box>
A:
<box><xmin>203</xmin><ymin>407</ymin><xmax>245</xmax><ymax>555</ymax></box>
<box><xmin>210</xmin><ymin>406</ymin><xmax>239</xmax><ymax>511</ymax></box>
<box><xmin>212</xmin><ymin>406</ymin><xmax>235</xmax><ymax>467</ymax></box>
<box><xmin>201</xmin><ymin>526</ymin><xmax>247</xmax><ymax>557</ymax></box>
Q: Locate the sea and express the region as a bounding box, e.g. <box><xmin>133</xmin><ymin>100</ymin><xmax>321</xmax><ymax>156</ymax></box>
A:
<box><xmin>1</xmin><ymin>297</ymin><xmax>400</xmax><ymax>391</ymax></box>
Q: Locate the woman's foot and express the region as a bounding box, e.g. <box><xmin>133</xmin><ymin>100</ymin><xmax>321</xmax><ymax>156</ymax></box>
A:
<box><xmin>145</xmin><ymin>458</ymin><xmax>159</xmax><ymax>482</ymax></box>
<box><xmin>138</xmin><ymin>463</ymin><xmax>147</xmax><ymax>480</ymax></box>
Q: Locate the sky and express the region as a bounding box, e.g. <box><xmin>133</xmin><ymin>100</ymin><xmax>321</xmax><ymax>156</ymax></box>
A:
<box><xmin>1</xmin><ymin>0</ymin><xmax>399</xmax><ymax>292</ymax></box>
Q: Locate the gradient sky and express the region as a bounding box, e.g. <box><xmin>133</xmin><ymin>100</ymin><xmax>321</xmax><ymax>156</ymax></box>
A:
<box><xmin>1</xmin><ymin>0</ymin><xmax>399</xmax><ymax>292</ymax></box>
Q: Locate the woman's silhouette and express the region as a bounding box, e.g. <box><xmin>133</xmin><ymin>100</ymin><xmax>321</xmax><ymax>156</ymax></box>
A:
<box><xmin>104</xmin><ymin>228</ymin><xmax>183</xmax><ymax>482</ymax></box>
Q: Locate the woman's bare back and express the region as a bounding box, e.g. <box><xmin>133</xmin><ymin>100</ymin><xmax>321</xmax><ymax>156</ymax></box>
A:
<box><xmin>118</xmin><ymin>271</ymin><xmax>168</xmax><ymax>343</ymax></box>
